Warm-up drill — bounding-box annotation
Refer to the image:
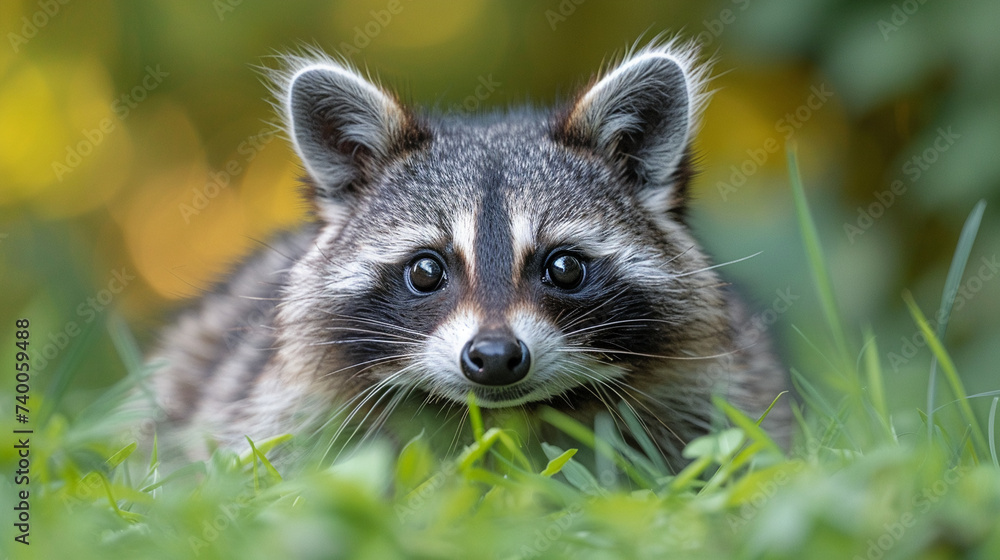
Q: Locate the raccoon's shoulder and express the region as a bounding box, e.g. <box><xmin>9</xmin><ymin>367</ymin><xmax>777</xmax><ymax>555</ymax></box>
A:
<box><xmin>151</xmin><ymin>224</ymin><xmax>319</xmax><ymax>422</ymax></box>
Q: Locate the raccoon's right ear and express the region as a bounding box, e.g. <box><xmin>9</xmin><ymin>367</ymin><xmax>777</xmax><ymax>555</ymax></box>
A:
<box><xmin>282</xmin><ymin>59</ymin><xmax>430</xmax><ymax>214</ymax></box>
<box><xmin>556</xmin><ymin>42</ymin><xmax>708</xmax><ymax>211</ymax></box>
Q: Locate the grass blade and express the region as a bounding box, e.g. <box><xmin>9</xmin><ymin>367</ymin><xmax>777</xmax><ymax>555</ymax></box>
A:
<box><xmin>787</xmin><ymin>144</ymin><xmax>850</xmax><ymax>369</ymax></box>
<box><xmin>927</xmin><ymin>200</ymin><xmax>986</xmax><ymax>440</ymax></box>
<box><xmin>859</xmin><ymin>329</ymin><xmax>887</xmax><ymax>419</ymax></box>
<box><xmin>755</xmin><ymin>391</ymin><xmax>788</xmax><ymax>426</ymax></box>
<box><xmin>540</xmin><ymin>448</ymin><xmax>577</xmax><ymax>477</ymax></box>
<box><xmin>903</xmin><ymin>291</ymin><xmax>988</xmax><ymax>455</ymax></box>
<box><xmin>538</xmin><ymin>406</ymin><xmax>654</xmax><ymax>488</ymax></box>
<box><xmin>712</xmin><ymin>396</ymin><xmax>782</xmax><ymax>456</ymax></box>
<box><xmin>107</xmin><ymin>312</ymin><xmax>144</xmax><ymax>375</ymax></box>
<box><xmin>467</xmin><ymin>391</ymin><xmax>485</xmax><ymax>441</ymax></box>
<box><xmin>38</xmin><ymin>316</ymin><xmax>100</xmax><ymax>426</ymax></box>
<box><xmin>990</xmin><ymin>397</ymin><xmax>999</xmax><ymax>468</ymax></box>
<box><xmin>861</xmin><ymin>326</ymin><xmax>893</xmax><ymax>441</ymax></box>
<box><xmin>106</xmin><ymin>442</ymin><xmax>137</xmax><ymax>469</ymax></box>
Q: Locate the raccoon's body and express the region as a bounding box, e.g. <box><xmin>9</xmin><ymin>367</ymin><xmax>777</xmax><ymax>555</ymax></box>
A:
<box><xmin>150</xmin><ymin>40</ymin><xmax>790</xmax><ymax>467</ymax></box>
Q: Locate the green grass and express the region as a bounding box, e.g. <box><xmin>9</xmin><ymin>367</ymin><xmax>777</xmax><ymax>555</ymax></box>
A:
<box><xmin>3</xmin><ymin>152</ymin><xmax>1000</xmax><ymax>560</ymax></box>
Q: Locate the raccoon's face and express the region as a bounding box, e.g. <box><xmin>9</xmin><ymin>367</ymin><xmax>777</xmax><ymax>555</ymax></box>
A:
<box><xmin>275</xmin><ymin>43</ymin><xmax>728</xmax><ymax>411</ymax></box>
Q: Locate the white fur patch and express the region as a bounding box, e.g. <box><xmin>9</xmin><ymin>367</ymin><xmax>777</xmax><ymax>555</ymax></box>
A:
<box><xmin>408</xmin><ymin>305</ymin><xmax>480</xmax><ymax>392</ymax></box>
<box><xmin>451</xmin><ymin>211</ymin><xmax>478</xmax><ymax>285</ymax></box>
<box><xmin>508</xmin><ymin>305</ymin><xmax>560</xmax><ymax>383</ymax></box>
<box><xmin>353</xmin><ymin>222</ymin><xmax>448</xmax><ymax>264</ymax></box>
<box><xmin>509</xmin><ymin>210</ymin><xmax>535</xmax><ymax>281</ymax></box>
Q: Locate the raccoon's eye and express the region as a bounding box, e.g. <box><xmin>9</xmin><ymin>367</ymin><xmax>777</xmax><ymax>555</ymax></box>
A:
<box><xmin>543</xmin><ymin>252</ymin><xmax>585</xmax><ymax>290</ymax></box>
<box><xmin>406</xmin><ymin>254</ymin><xmax>446</xmax><ymax>294</ymax></box>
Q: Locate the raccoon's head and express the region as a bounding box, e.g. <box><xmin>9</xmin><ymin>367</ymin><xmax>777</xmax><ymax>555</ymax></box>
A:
<box><xmin>272</xmin><ymin>42</ymin><xmax>730</xmax><ymax>419</ymax></box>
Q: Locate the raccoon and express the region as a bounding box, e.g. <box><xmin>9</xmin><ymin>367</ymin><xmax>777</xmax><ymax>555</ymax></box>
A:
<box><xmin>150</xmin><ymin>39</ymin><xmax>790</xmax><ymax>468</ymax></box>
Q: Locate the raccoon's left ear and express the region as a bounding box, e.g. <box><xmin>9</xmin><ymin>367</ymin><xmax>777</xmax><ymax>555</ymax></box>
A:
<box><xmin>557</xmin><ymin>44</ymin><xmax>706</xmax><ymax>212</ymax></box>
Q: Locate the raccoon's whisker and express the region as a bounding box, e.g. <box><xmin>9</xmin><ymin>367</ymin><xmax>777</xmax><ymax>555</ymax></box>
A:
<box><xmin>611</xmin><ymin>378</ymin><xmax>713</xmax><ymax>445</ymax></box>
<box><xmin>323</xmin><ymin>371</ymin><xmax>401</xmax><ymax>434</ymax></box>
<box><xmin>517</xmin><ymin>405</ymin><xmax>541</xmax><ymax>445</ymax></box>
<box><xmin>319</xmin><ymin>353</ymin><xmax>418</xmax><ymax>379</ymax></box>
<box><xmin>236</xmin><ymin>295</ymin><xmax>285</xmax><ymax>302</ymax></box>
<box><xmin>320</xmin><ymin>325</ymin><xmax>428</xmax><ymax>343</ymax></box>
<box><xmin>329</xmin><ymin>367</ymin><xmax>410</xmax><ymax>422</ymax></box>
<box><xmin>622</xmin><ymin>382</ymin><xmax>712</xmax><ymax>431</ymax></box>
<box><xmin>355</xmin><ymin>384</ymin><xmax>413</xmax><ymax>450</ymax></box>
<box><xmin>672</xmin><ymin>251</ymin><xmax>762</xmax><ymax>278</ymax></box>
<box><xmin>557</xmin><ymin>356</ymin><xmax>695</xmax><ymax>459</ymax></box>
<box><xmin>600</xmin><ymin>378</ymin><xmax>692</xmax><ymax>454</ymax></box>
<box><xmin>559</xmin><ymin>286</ymin><xmax>633</xmax><ymax>332</ymax></box>
<box><xmin>325</xmin><ymin>366</ymin><xmax>420</xmax><ymax>460</ymax></box>
<box><xmin>563</xmin><ymin>317</ymin><xmax>679</xmax><ymax>337</ymax></box>
<box><xmin>409</xmin><ymin>384</ymin><xmax>438</xmax><ymax>419</ymax></box>
<box><xmin>572</xmin><ymin>371</ymin><xmax>619</xmax><ymax>412</ymax></box>
<box><xmin>562</xmin><ymin>345</ymin><xmax>745</xmax><ymax>361</ymax></box>
<box><xmin>557</xmin><ymin>364</ymin><xmax>641</xmax><ymax>437</ymax></box>
<box><xmin>661</xmin><ymin>245</ymin><xmax>696</xmax><ymax>267</ymax></box>
<box><xmin>320</xmin><ymin>382</ymin><xmax>394</xmax><ymax>463</ymax></box>
<box><xmin>591</xmin><ymin>382</ymin><xmax>637</xmax><ymax>435</ymax></box>
<box><xmin>292</xmin><ymin>306</ymin><xmax>432</xmax><ymax>341</ymax></box>
<box><xmin>447</xmin><ymin>407</ymin><xmax>471</xmax><ymax>457</ymax></box>
<box><xmin>397</xmin><ymin>387</ymin><xmax>466</xmax><ymax>455</ymax></box>
<box><xmin>312</xmin><ymin>338</ymin><xmax>420</xmax><ymax>347</ymax></box>
<box><xmin>322</xmin><ymin>382</ymin><xmax>387</xmax><ymax>429</ymax></box>
<box><xmin>570</xmin><ymin>364</ymin><xmax>713</xmax><ymax>440</ymax></box>
<box><xmin>612</xmin><ymin>390</ymin><xmax>668</xmax><ymax>460</ymax></box>
<box><xmin>592</xmin><ymin>377</ymin><xmax>670</xmax><ymax>459</ymax></box>
<box><xmin>552</xmin><ymin>307</ymin><xmax>569</xmax><ymax>325</ymax></box>
<box><xmin>315</xmin><ymin>312</ymin><xmax>431</xmax><ymax>339</ymax></box>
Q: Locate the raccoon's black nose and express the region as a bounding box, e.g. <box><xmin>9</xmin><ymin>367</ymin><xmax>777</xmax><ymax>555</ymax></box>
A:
<box><xmin>460</xmin><ymin>331</ymin><xmax>531</xmax><ymax>386</ymax></box>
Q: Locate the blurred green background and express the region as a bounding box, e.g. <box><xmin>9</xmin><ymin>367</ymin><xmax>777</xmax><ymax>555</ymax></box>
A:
<box><xmin>1</xmin><ymin>0</ymin><xmax>998</xmax><ymax>431</ymax></box>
